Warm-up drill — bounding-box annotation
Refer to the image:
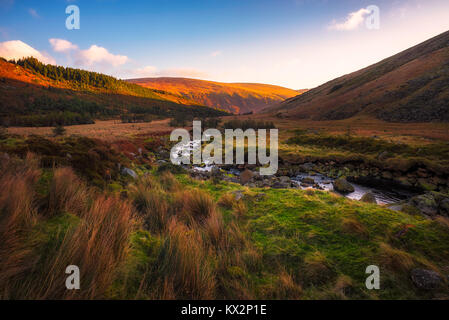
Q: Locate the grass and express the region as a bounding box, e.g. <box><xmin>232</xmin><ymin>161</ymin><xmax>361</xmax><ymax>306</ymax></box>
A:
<box><xmin>0</xmin><ymin>155</ymin><xmax>136</xmax><ymax>299</ymax></box>
<box><xmin>1</xmin><ymin>150</ymin><xmax>449</xmax><ymax>300</ymax></box>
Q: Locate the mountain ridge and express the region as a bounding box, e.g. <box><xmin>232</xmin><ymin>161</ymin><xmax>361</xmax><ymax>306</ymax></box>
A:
<box><xmin>127</xmin><ymin>77</ymin><xmax>301</xmax><ymax>114</ymax></box>
<box><xmin>265</xmin><ymin>30</ymin><xmax>449</xmax><ymax>122</ymax></box>
<box><xmin>0</xmin><ymin>58</ymin><xmax>227</xmax><ymax>126</ymax></box>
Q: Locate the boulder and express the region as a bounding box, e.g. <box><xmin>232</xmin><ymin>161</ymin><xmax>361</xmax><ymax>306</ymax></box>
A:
<box><xmin>279</xmin><ymin>176</ymin><xmax>291</xmax><ymax>184</ymax></box>
<box><xmin>410</xmin><ymin>193</ymin><xmax>438</xmax><ymax>217</ymax></box>
<box><xmin>240</xmin><ymin>169</ymin><xmax>254</xmax><ymax>185</ymax></box>
<box><xmin>439</xmin><ymin>198</ymin><xmax>449</xmax><ymax>217</ymax></box>
<box><xmin>360</xmin><ymin>192</ymin><xmax>377</xmax><ymax>204</ymax></box>
<box><xmin>410</xmin><ymin>269</ymin><xmax>443</xmax><ymax>290</ymax></box>
<box><xmin>333</xmin><ymin>178</ymin><xmax>355</xmax><ymax>194</ymax></box>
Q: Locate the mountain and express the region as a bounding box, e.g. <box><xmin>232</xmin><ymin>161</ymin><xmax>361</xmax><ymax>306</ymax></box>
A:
<box><xmin>127</xmin><ymin>77</ymin><xmax>300</xmax><ymax>114</ymax></box>
<box><xmin>265</xmin><ymin>30</ymin><xmax>449</xmax><ymax>122</ymax></box>
<box><xmin>0</xmin><ymin>58</ymin><xmax>227</xmax><ymax>126</ymax></box>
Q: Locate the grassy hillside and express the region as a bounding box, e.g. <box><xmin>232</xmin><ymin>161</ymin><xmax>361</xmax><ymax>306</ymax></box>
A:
<box><xmin>127</xmin><ymin>77</ymin><xmax>301</xmax><ymax>114</ymax></box>
<box><xmin>0</xmin><ymin>144</ymin><xmax>448</xmax><ymax>300</ymax></box>
<box><xmin>266</xmin><ymin>30</ymin><xmax>449</xmax><ymax>122</ymax></box>
<box><xmin>0</xmin><ymin>58</ymin><xmax>227</xmax><ymax>126</ymax></box>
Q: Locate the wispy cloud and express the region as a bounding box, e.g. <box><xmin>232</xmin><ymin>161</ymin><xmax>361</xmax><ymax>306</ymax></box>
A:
<box><xmin>28</xmin><ymin>8</ymin><xmax>39</xmax><ymax>18</ymax></box>
<box><xmin>133</xmin><ymin>65</ymin><xmax>158</xmax><ymax>76</ymax></box>
<box><xmin>132</xmin><ymin>65</ymin><xmax>207</xmax><ymax>78</ymax></box>
<box><xmin>0</xmin><ymin>40</ymin><xmax>55</xmax><ymax>64</ymax></box>
<box><xmin>210</xmin><ymin>50</ymin><xmax>222</xmax><ymax>57</ymax></box>
<box><xmin>328</xmin><ymin>8</ymin><xmax>370</xmax><ymax>31</ymax></box>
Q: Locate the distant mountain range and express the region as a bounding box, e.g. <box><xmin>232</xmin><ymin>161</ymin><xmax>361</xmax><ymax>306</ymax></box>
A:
<box><xmin>0</xmin><ymin>57</ymin><xmax>226</xmax><ymax>126</ymax></box>
<box><xmin>127</xmin><ymin>77</ymin><xmax>301</xmax><ymax>114</ymax></box>
<box><xmin>265</xmin><ymin>30</ymin><xmax>449</xmax><ymax>122</ymax></box>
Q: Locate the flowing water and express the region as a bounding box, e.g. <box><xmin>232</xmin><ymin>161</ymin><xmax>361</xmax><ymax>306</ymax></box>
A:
<box><xmin>291</xmin><ymin>173</ymin><xmax>413</xmax><ymax>205</ymax></box>
<box><xmin>171</xmin><ymin>139</ymin><xmax>414</xmax><ymax>205</ymax></box>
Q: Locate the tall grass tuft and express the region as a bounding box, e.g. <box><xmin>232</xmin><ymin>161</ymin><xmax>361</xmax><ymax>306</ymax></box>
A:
<box><xmin>157</xmin><ymin>219</ymin><xmax>216</xmax><ymax>299</ymax></box>
<box><xmin>47</xmin><ymin>167</ymin><xmax>88</xmax><ymax>217</ymax></box>
<box><xmin>0</xmin><ymin>155</ymin><xmax>136</xmax><ymax>299</ymax></box>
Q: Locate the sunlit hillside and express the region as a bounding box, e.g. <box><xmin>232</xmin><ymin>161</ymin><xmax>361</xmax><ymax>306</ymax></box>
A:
<box><xmin>0</xmin><ymin>58</ymin><xmax>227</xmax><ymax>126</ymax></box>
<box><xmin>127</xmin><ymin>77</ymin><xmax>302</xmax><ymax>114</ymax></box>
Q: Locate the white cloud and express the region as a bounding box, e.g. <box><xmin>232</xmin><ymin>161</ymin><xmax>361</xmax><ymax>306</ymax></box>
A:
<box><xmin>210</xmin><ymin>50</ymin><xmax>222</xmax><ymax>57</ymax></box>
<box><xmin>49</xmin><ymin>38</ymin><xmax>78</xmax><ymax>52</ymax></box>
<box><xmin>328</xmin><ymin>8</ymin><xmax>370</xmax><ymax>31</ymax></box>
<box><xmin>76</xmin><ymin>45</ymin><xmax>128</xmax><ymax>67</ymax></box>
<box><xmin>0</xmin><ymin>40</ymin><xmax>55</xmax><ymax>64</ymax></box>
<box><xmin>48</xmin><ymin>38</ymin><xmax>129</xmax><ymax>68</ymax></box>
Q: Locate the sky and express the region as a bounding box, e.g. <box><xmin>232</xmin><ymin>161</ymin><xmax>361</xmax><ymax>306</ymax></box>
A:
<box><xmin>0</xmin><ymin>0</ymin><xmax>449</xmax><ymax>89</ymax></box>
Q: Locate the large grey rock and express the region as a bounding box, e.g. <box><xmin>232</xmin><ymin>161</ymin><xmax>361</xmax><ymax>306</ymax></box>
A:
<box><xmin>279</xmin><ymin>176</ymin><xmax>291</xmax><ymax>184</ymax></box>
<box><xmin>360</xmin><ymin>192</ymin><xmax>377</xmax><ymax>204</ymax></box>
<box><xmin>410</xmin><ymin>269</ymin><xmax>443</xmax><ymax>290</ymax></box>
<box><xmin>410</xmin><ymin>194</ymin><xmax>438</xmax><ymax>217</ymax></box>
<box><xmin>333</xmin><ymin>178</ymin><xmax>355</xmax><ymax>194</ymax></box>
<box><xmin>439</xmin><ymin>198</ymin><xmax>449</xmax><ymax>217</ymax></box>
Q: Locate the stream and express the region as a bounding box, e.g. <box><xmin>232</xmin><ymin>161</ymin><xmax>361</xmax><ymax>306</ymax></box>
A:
<box><xmin>171</xmin><ymin>139</ymin><xmax>415</xmax><ymax>205</ymax></box>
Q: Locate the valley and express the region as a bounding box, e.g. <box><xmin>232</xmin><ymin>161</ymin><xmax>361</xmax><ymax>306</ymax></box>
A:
<box><xmin>1</xmin><ymin>28</ymin><xmax>449</xmax><ymax>301</ymax></box>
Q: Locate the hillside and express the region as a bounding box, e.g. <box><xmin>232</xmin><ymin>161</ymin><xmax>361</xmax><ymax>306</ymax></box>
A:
<box><xmin>266</xmin><ymin>30</ymin><xmax>449</xmax><ymax>122</ymax></box>
<box><xmin>127</xmin><ymin>77</ymin><xmax>300</xmax><ymax>114</ymax></box>
<box><xmin>0</xmin><ymin>58</ymin><xmax>227</xmax><ymax>126</ymax></box>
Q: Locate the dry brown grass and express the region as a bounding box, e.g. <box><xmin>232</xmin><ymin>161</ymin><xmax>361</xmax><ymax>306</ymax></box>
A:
<box><xmin>0</xmin><ymin>155</ymin><xmax>136</xmax><ymax>299</ymax></box>
<box><xmin>158</xmin><ymin>171</ymin><xmax>181</xmax><ymax>192</ymax></box>
<box><xmin>435</xmin><ymin>216</ymin><xmax>449</xmax><ymax>229</ymax></box>
<box><xmin>341</xmin><ymin>217</ymin><xmax>368</xmax><ymax>237</ymax></box>
<box><xmin>47</xmin><ymin>167</ymin><xmax>88</xmax><ymax>217</ymax></box>
<box><xmin>275</xmin><ymin>271</ymin><xmax>303</xmax><ymax>300</ymax></box>
<box><xmin>130</xmin><ymin>179</ymin><xmax>169</xmax><ymax>233</ymax></box>
<box><xmin>218</xmin><ymin>193</ymin><xmax>236</xmax><ymax>210</ymax></box>
<box><xmin>25</xmin><ymin>195</ymin><xmax>136</xmax><ymax>300</ymax></box>
<box><xmin>174</xmin><ymin>189</ymin><xmax>216</xmax><ymax>225</ymax></box>
<box><xmin>332</xmin><ymin>275</ymin><xmax>354</xmax><ymax>299</ymax></box>
<box><xmin>157</xmin><ymin>219</ymin><xmax>216</xmax><ymax>299</ymax></box>
<box><xmin>233</xmin><ymin>201</ymin><xmax>248</xmax><ymax>218</ymax></box>
<box><xmin>7</xmin><ymin>119</ymin><xmax>174</xmax><ymax>140</ymax></box>
<box><xmin>378</xmin><ymin>242</ymin><xmax>415</xmax><ymax>273</ymax></box>
<box><xmin>303</xmin><ymin>251</ymin><xmax>334</xmax><ymax>285</ymax></box>
<box><xmin>0</xmin><ymin>154</ymin><xmax>40</xmax><ymax>294</ymax></box>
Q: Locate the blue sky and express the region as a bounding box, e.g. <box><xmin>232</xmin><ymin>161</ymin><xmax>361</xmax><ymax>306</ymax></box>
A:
<box><xmin>1</xmin><ymin>0</ymin><xmax>449</xmax><ymax>89</ymax></box>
